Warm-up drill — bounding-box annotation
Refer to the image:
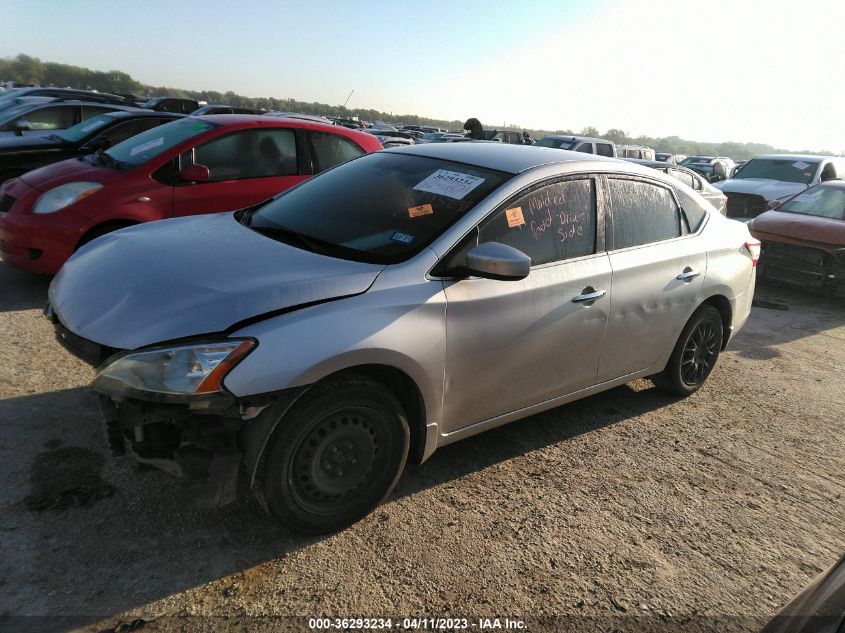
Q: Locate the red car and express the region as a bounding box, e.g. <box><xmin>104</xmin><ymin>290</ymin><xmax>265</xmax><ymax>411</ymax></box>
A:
<box><xmin>749</xmin><ymin>180</ymin><xmax>845</xmax><ymax>297</ymax></box>
<box><xmin>0</xmin><ymin>115</ymin><xmax>381</xmax><ymax>273</ymax></box>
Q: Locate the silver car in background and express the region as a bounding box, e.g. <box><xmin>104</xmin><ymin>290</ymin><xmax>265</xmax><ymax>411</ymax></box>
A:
<box><xmin>623</xmin><ymin>157</ymin><xmax>728</xmax><ymax>215</ymax></box>
<box><xmin>47</xmin><ymin>143</ymin><xmax>759</xmax><ymax>533</ymax></box>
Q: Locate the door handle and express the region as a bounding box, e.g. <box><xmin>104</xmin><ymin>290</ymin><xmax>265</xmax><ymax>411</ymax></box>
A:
<box><xmin>571</xmin><ymin>288</ymin><xmax>607</xmax><ymax>303</ymax></box>
<box><xmin>676</xmin><ymin>267</ymin><xmax>700</xmax><ymax>281</ymax></box>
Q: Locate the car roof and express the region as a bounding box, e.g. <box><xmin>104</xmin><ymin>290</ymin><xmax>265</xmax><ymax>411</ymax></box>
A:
<box><xmin>753</xmin><ymin>154</ymin><xmax>831</xmax><ymax>161</ymax></box>
<box><xmin>190</xmin><ymin>113</ymin><xmax>360</xmax><ymax>135</ymax></box>
<box><xmin>386</xmin><ymin>142</ymin><xmax>634</xmax><ymax>175</ymax></box>
<box><xmin>624</xmin><ymin>157</ymin><xmax>705</xmax><ymax>177</ymax></box>
<box><xmin>541</xmin><ymin>134</ymin><xmax>611</xmax><ymax>144</ymax></box>
<box><xmin>100</xmin><ymin>108</ymin><xmax>186</xmax><ymax>120</ymax></box>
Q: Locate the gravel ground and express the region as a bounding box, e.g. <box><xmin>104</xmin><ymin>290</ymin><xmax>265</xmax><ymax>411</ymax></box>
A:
<box><xmin>0</xmin><ymin>261</ymin><xmax>843</xmax><ymax>633</ymax></box>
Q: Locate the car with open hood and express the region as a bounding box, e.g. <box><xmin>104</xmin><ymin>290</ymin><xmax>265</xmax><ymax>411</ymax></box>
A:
<box><xmin>714</xmin><ymin>154</ymin><xmax>845</xmax><ymax>221</ymax></box>
<box><xmin>46</xmin><ymin>142</ymin><xmax>758</xmax><ymax>534</ymax></box>
<box><xmin>0</xmin><ymin>114</ymin><xmax>380</xmax><ymax>273</ymax></box>
<box><xmin>749</xmin><ymin>180</ymin><xmax>845</xmax><ymax>297</ymax></box>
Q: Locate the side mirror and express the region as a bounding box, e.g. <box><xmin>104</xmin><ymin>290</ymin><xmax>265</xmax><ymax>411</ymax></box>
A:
<box><xmin>180</xmin><ymin>163</ymin><xmax>210</xmax><ymax>182</ymax></box>
<box><xmin>465</xmin><ymin>242</ymin><xmax>530</xmax><ymax>281</ymax></box>
<box><xmin>14</xmin><ymin>119</ymin><xmax>31</xmax><ymax>136</ymax></box>
<box><xmin>767</xmin><ymin>199</ymin><xmax>782</xmax><ymax>210</ymax></box>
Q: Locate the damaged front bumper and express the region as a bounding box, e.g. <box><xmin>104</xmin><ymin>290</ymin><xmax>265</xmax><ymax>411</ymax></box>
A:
<box><xmin>96</xmin><ymin>389</ymin><xmax>304</xmax><ymax>509</ymax></box>
<box><xmin>758</xmin><ymin>241</ymin><xmax>845</xmax><ymax>297</ymax></box>
<box><xmin>47</xmin><ymin>305</ymin><xmax>304</xmax><ymax>508</ymax></box>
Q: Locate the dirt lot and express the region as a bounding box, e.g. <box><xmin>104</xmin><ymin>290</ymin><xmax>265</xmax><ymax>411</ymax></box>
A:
<box><xmin>0</xmin><ymin>261</ymin><xmax>843</xmax><ymax>633</ymax></box>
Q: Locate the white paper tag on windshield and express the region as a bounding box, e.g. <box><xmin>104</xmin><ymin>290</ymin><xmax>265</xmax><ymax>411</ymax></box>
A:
<box><xmin>413</xmin><ymin>169</ymin><xmax>485</xmax><ymax>200</ymax></box>
<box><xmin>129</xmin><ymin>137</ymin><xmax>165</xmax><ymax>157</ymax></box>
<box><xmin>792</xmin><ymin>161</ymin><xmax>810</xmax><ymax>170</ymax></box>
<box><xmin>794</xmin><ymin>192</ymin><xmax>821</xmax><ymax>203</ymax></box>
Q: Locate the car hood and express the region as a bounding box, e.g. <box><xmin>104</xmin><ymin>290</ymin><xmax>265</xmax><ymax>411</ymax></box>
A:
<box><xmin>749</xmin><ymin>210</ymin><xmax>845</xmax><ymax>250</ymax></box>
<box><xmin>49</xmin><ymin>213</ymin><xmax>386</xmax><ymax>350</ymax></box>
<box><xmin>713</xmin><ymin>178</ymin><xmax>807</xmax><ymax>201</ymax></box>
<box><xmin>16</xmin><ymin>156</ymin><xmax>115</xmax><ymax>192</ymax></box>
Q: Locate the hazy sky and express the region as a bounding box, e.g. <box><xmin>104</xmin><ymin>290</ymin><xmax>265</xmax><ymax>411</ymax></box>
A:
<box><xmin>2</xmin><ymin>0</ymin><xmax>843</xmax><ymax>152</ymax></box>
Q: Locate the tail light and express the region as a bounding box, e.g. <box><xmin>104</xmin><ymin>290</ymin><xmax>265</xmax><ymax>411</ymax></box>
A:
<box><xmin>744</xmin><ymin>239</ymin><xmax>761</xmax><ymax>267</ymax></box>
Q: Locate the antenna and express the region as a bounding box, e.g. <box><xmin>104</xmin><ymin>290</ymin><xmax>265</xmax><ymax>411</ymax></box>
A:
<box><xmin>342</xmin><ymin>89</ymin><xmax>355</xmax><ymax>109</ymax></box>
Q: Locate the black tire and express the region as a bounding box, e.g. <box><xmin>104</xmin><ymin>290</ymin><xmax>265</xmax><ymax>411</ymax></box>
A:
<box><xmin>258</xmin><ymin>375</ymin><xmax>409</xmax><ymax>534</ymax></box>
<box><xmin>76</xmin><ymin>222</ymin><xmax>134</xmax><ymax>251</ymax></box>
<box><xmin>652</xmin><ymin>305</ymin><xmax>723</xmax><ymax>397</ymax></box>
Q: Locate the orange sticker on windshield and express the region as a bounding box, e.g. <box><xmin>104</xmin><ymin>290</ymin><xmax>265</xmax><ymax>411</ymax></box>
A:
<box><xmin>506</xmin><ymin>207</ymin><xmax>525</xmax><ymax>227</ymax></box>
<box><xmin>408</xmin><ymin>203</ymin><xmax>434</xmax><ymax>218</ymax></box>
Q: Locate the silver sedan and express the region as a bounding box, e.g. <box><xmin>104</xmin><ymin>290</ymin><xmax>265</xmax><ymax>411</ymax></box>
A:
<box><xmin>48</xmin><ymin>143</ymin><xmax>759</xmax><ymax>533</ymax></box>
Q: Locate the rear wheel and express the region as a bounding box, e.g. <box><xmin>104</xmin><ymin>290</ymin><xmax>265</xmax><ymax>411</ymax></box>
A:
<box><xmin>652</xmin><ymin>305</ymin><xmax>723</xmax><ymax>397</ymax></box>
<box><xmin>258</xmin><ymin>375</ymin><xmax>409</xmax><ymax>534</ymax></box>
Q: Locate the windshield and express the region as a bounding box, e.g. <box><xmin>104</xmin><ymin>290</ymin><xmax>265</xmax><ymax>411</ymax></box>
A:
<box><xmin>245</xmin><ymin>152</ymin><xmax>510</xmax><ymax>264</ymax></box>
<box><xmin>59</xmin><ymin>114</ymin><xmax>114</xmax><ymax>142</ymax></box>
<box><xmin>535</xmin><ymin>137</ymin><xmax>576</xmax><ymax>150</ymax></box>
<box><xmin>681</xmin><ymin>156</ymin><xmax>713</xmax><ymax>165</ymax></box>
<box><xmin>733</xmin><ymin>158</ymin><xmax>820</xmax><ymax>184</ymax></box>
<box><xmin>779</xmin><ymin>185</ymin><xmax>845</xmax><ymax>220</ymax></box>
<box><xmin>105</xmin><ymin>118</ymin><xmax>217</xmax><ymax>166</ymax></box>
<box><xmin>422</xmin><ymin>132</ymin><xmax>445</xmax><ymax>140</ymax></box>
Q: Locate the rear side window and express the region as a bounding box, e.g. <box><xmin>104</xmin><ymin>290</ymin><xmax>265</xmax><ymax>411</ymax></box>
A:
<box><xmin>479</xmin><ymin>178</ymin><xmax>597</xmax><ymax>266</ymax></box>
<box><xmin>17</xmin><ymin>106</ymin><xmax>76</xmax><ymax>130</ymax></box>
<box><xmin>608</xmin><ymin>178</ymin><xmax>681</xmax><ymax>249</ymax></box>
<box><xmin>186</xmin><ymin>128</ymin><xmax>297</xmax><ymax>181</ymax></box>
<box><xmin>675</xmin><ymin>189</ymin><xmax>710</xmax><ymax>232</ymax></box>
<box><xmin>309</xmin><ymin>131</ymin><xmax>365</xmax><ymax>171</ymax></box>
<box><xmin>596</xmin><ymin>143</ymin><xmax>614</xmax><ymax>157</ymax></box>
<box><xmin>81</xmin><ymin>106</ymin><xmax>116</xmax><ymax>120</ymax></box>
<box><xmin>668</xmin><ymin>169</ymin><xmax>695</xmax><ymax>189</ymax></box>
<box><xmin>575</xmin><ymin>143</ymin><xmax>593</xmax><ymax>154</ymax></box>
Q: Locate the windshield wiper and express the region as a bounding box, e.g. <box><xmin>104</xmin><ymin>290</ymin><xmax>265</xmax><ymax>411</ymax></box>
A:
<box><xmin>249</xmin><ymin>223</ymin><xmax>326</xmax><ymax>255</ymax></box>
<box><xmin>94</xmin><ymin>149</ymin><xmax>122</xmax><ymax>171</ymax></box>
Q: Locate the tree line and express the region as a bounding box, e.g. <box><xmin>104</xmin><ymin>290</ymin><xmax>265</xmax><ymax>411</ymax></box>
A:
<box><xmin>1</xmin><ymin>54</ymin><xmax>835</xmax><ymax>159</ymax></box>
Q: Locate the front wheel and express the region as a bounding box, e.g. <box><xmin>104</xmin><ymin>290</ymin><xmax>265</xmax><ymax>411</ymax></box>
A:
<box><xmin>652</xmin><ymin>305</ymin><xmax>723</xmax><ymax>397</ymax></box>
<box><xmin>258</xmin><ymin>375</ymin><xmax>409</xmax><ymax>534</ymax></box>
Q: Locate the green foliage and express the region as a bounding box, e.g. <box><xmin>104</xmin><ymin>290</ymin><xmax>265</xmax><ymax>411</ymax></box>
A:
<box><xmin>1</xmin><ymin>53</ymin><xmax>839</xmax><ymax>157</ymax></box>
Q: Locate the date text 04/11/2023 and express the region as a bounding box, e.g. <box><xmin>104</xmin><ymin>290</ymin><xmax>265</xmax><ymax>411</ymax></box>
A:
<box><xmin>307</xmin><ymin>617</ymin><xmax>527</xmax><ymax>630</ymax></box>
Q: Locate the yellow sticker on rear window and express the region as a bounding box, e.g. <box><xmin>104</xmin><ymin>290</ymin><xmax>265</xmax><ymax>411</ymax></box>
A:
<box><xmin>506</xmin><ymin>207</ymin><xmax>525</xmax><ymax>227</ymax></box>
<box><xmin>408</xmin><ymin>203</ymin><xmax>434</xmax><ymax>218</ymax></box>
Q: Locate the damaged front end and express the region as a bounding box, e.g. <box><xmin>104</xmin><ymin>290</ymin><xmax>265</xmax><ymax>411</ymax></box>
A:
<box><xmin>48</xmin><ymin>307</ymin><xmax>299</xmax><ymax>508</ymax></box>
<box><xmin>97</xmin><ymin>394</ymin><xmax>249</xmax><ymax>507</ymax></box>
<box><xmin>758</xmin><ymin>241</ymin><xmax>845</xmax><ymax>298</ymax></box>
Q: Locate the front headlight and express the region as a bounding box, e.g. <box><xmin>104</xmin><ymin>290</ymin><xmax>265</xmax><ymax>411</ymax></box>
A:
<box><xmin>92</xmin><ymin>340</ymin><xmax>255</xmax><ymax>399</ymax></box>
<box><xmin>32</xmin><ymin>181</ymin><xmax>103</xmax><ymax>214</ymax></box>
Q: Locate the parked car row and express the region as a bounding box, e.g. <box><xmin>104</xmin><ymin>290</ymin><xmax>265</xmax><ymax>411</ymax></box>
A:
<box><xmin>0</xmin><ymin>115</ymin><xmax>381</xmax><ymax>273</ymax></box>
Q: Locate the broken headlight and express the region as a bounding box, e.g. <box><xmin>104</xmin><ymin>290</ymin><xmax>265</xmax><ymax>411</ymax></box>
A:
<box><xmin>92</xmin><ymin>340</ymin><xmax>255</xmax><ymax>399</ymax></box>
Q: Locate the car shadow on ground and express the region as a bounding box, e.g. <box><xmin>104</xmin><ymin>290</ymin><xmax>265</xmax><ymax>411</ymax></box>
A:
<box><xmin>2</xmin><ymin>381</ymin><xmax>676</xmax><ymax>630</ymax></box>
<box><xmin>730</xmin><ymin>279</ymin><xmax>845</xmax><ymax>361</ymax></box>
<box><xmin>0</xmin><ymin>263</ymin><xmax>51</xmax><ymax>313</ymax></box>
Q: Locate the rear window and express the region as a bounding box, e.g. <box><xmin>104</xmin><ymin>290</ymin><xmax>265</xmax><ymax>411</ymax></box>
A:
<box><xmin>779</xmin><ymin>185</ymin><xmax>845</xmax><ymax>220</ymax></box>
<box><xmin>536</xmin><ymin>137</ymin><xmax>576</xmax><ymax>150</ymax></box>
<box><xmin>105</xmin><ymin>118</ymin><xmax>217</xmax><ymax>166</ymax></box>
<box><xmin>245</xmin><ymin>152</ymin><xmax>509</xmax><ymax>264</ymax></box>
